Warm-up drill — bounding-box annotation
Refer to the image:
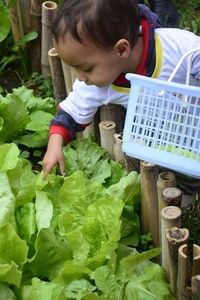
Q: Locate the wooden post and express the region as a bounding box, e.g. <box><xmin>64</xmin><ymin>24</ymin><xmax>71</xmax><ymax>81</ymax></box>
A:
<box><xmin>157</xmin><ymin>172</ymin><xmax>176</xmax><ymax>245</ymax></box>
<box><xmin>61</xmin><ymin>61</ymin><xmax>73</xmax><ymax>95</ymax></box>
<box><xmin>70</xmin><ymin>67</ymin><xmax>77</xmax><ymax>85</ymax></box>
<box><xmin>124</xmin><ymin>155</ymin><xmax>140</xmax><ymax>173</ymax></box>
<box><xmin>140</xmin><ymin>161</ymin><xmax>159</xmax><ymax>246</ymax></box>
<box><xmin>161</xmin><ymin>206</ymin><xmax>182</xmax><ymax>279</ymax></box>
<box><xmin>162</xmin><ymin>187</ymin><xmax>182</xmax><ymax>207</ymax></box>
<box><xmin>166</xmin><ymin>227</ymin><xmax>189</xmax><ymax>295</ymax></box>
<box><xmin>178</xmin><ymin>244</ymin><xmax>192</xmax><ymax>300</ymax></box>
<box><xmin>192</xmin><ymin>275</ymin><xmax>200</xmax><ymax>300</ymax></box>
<box><xmin>82</xmin><ymin>122</ymin><xmax>95</xmax><ymax>139</ymax></box>
<box><xmin>19</xmin><ymin>0</ymin><xmax>31</xmax><ymax>34</ymax></box>
<box><xmin>99</xmin><ymin>121</ymin><xmax>116</xmax><ymax>159</ymax></box>
<box><xmin>113</xmin><ymin>133</ymin><xmax>125</xmax><ymax>166</ymax></box>
<box><xmin>6</xmin><ymin>0</ymin><xmax>24</xmax><ymax>42</ymax></box>
<box><xmin>100</xmin><ymin>104</ymin><xmax>125</xmax><ymax>132</ymax></box>
<box><xmin>30</xmin><ymin>0</ymin><xmax>43</xmax><ymax>72</ymax></box>
<box><xmin>178</xmin><ymin>244</ymin><xmax>200</xmax><ymax>300</ymax></box>
<box><xmin>48</xmin><ymin>47</ymin><xmax>66</xmax><ymax>102</ymax></box>
<box><xmin>41</xmin><ymin>1</ymin><xmax>57</xmax><ymax>77</ymax></box>
<box><xmin>193</xmin><ymin>244</ymin><xmax>200</xmax><ymax>276</ymax></box>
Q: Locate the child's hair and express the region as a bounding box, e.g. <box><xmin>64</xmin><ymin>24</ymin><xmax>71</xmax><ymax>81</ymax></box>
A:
<box><xmin>52</xmin><ymin>0</ymin><xmax>140</xmax><ymax>49</ymax></box>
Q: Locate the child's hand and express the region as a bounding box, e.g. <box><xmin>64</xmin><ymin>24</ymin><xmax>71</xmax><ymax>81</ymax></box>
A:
<box><xmin>42</xmin><ymin>134</ymin><xmax>65</xmax><ymax>178</ymax></box>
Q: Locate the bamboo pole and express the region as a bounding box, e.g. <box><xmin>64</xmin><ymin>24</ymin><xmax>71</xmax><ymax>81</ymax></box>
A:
<box><xmin>6</xmin><ymin>0</ymin><xmax>24</xmax><ymax>42</ymax></box>
<box><xmin>99</xmin><ymin>121</ymin><xmax>116</xmax><ymax>159</ymax></box>
<box><xmin>124</xmin><ymin>155</ymin><xmax>140</xmax><ymax>173</ymax></box>
<box><xmin>30</xmin><ymin>0</ymin><xmax>43</xmax><ymax>72</ymax></box>
<box><xmin>161</xmin><ymin>206</ymin><xmax>182</xmax><ymax>279</ymax></box>
<box><xmin>82</xmin><ymin>122</ymin><xmax>95</xmax><ymax>139</ymax></box>
<box><xmin>113</xmin><ymin>133</ymin><xmax>125</xmax><ymax>166</ymax></box>
<box><xmin>178</xmin><ymin>244</ymin><xmax>192</xmax><ymax>300</ymax></box>
<box><xmin>193</xmin><ymin>244</ymin><xmax>200</xmax><ymax>276</ymax></box>
<box><xmin>140</xmin><ymin>161</ymin><xmax>159</xmax><ymax>246</ymax></box>
<box><xmin>178</xmin><ymin>245</ymin><xmax>192</xmax><ymax>300</ymax></box>
<box><xmin>162</xmin><ymin>187</ymin><xmax>182</xmax><ymax>207</ymax></box>
<box><xmin>61</xmin><ymin>61</ymin><xmax>73</xmax><ymax>95</ymax></box>
<box><xmin>178</xmin><ymin>244</ymin><xmax>200</xmax><ymax>300</ymax></box>
<box><xmin>166</xmin><ymin>227</ymin><xmax>189</xmax><ymax>295</ymax></box>
<box><xmin>192</xmin><ymin>275</ymin><xmax>200</xmax><ymax>299</ymax></box>
<box><xmin>100</xmin><ymin>104</ymin><xmax>125</xmax><ymax>132</ymax></box>
<box><xmin>19</xmin><ymin>0</ymin><xmax>31</xmax><ymax>34</ymax></box>
<box><xmin>70</xmin><ymin>67</ymin><xmax>77</xmax><ymax>85</ymax></box>
<box><xmin>157</xmin><ymin>172</ymin><xmax>176</xmax><ymax>245</ymax></box>
<box><xmin>41</xmin><ymin>1</ymin><xmax>57</xmax><ymax>77</ymax></box>
<box><xmin>48</xmin><ymin>47</ymin><xmax>66</xmax><ymax>102</ymax></box>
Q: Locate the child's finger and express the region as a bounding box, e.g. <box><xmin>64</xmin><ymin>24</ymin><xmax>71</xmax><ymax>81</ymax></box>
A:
<box><xmin>59</xmin><ymin>160</ymin><xmax>66</xmax><ymax>176</ymax></box>
<box><xmin>42</xmin><ymin>163</ymin><xmax>52</xmax><ymax>179</ymax></box>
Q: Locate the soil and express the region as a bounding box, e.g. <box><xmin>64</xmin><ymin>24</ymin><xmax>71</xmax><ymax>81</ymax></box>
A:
<box><xmin>0</xmin><ymin>66</ymin><xmax>22</xmax><ymax>93</ymax></box>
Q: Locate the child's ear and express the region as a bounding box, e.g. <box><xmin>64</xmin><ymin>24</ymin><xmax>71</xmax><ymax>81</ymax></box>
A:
<box><xmin>114</xmin><ymin>39</ymin><xmax>130</xmax><ymax>58</ymax></box>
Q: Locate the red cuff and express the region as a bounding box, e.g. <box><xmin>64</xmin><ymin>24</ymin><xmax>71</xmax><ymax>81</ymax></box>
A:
<box><xmin>49</xmin><ymin>124</ymin><xmax>72</xmax><ymax>143</ymax></box>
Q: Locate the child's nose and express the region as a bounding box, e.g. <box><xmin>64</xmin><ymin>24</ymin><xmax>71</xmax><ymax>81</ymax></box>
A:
<box><xmin>76</xmin><ymin>71</ymin><xmax>87</xmax><ymax>82</ymax></box>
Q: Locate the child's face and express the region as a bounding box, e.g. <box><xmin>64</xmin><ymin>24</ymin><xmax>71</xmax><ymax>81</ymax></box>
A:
<box><xmin>54</xmin><ymin>33</ymin><xmax>128</xmax><ymax>87</ymax></box>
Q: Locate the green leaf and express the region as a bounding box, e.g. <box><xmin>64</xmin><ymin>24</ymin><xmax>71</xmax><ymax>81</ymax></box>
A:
<box><xmin>35</xmin><ymin>190</ymin><xmax>53</xmax><ymax>231</ymax></box>
<box><xmin>15</xmin><ymin>202</ymin><xmax>36</xmax><ymax>242</ymax></box>
<box><xmin>0</xmin><ymin>172</ymin><xmax>16</xmax><ymax>227</ymax></box>
<box><xmin>0</xmin><ymin>223</ymin><xmax>28</xmax><ymax>266</ymax></box>
<box><xmin>26</xmin><ymin>228</ymin><xmax>72</xmax><ymax>280</ymax></box>
<box><xmin>0</xmin><ymin>3</ymin><xmax>10</xmax><ymax>42</ymax></box>
<box><xmin>8</xmin><ymin>158</ymin><xmax>36</xmax><ymax>206</ymax></box>
<box><xmin>0</xmin><ymin>143</ymin><xmax>19</xmax><ymax>171</ymax></box>
<box><xmin>0</xmin><ymin>283</ymin><xmax>16</xmax><ymax>300</ymax></box>
<box><xmin>120</xmin><ymin>248</ymin><xmax>161</xmax><ymax>274</ymax></box>
<box><xmin>13</xmin><ymin>31</ymin><xmax>38</xmax><ymax>49</ymax></box>
<box><xmin>25</xmin><ymin>111</ymin><xmax>53</xmax><ymax>132</ymax></box>
<box><xmin>92</xmin><ymin>266</ymin><xmax>122</xmax><ymax>298</ymax></box>
<box><xmin>17</xmin><ymin>278</ymin><xmax>65</xmax><ymax>300</ymax></box>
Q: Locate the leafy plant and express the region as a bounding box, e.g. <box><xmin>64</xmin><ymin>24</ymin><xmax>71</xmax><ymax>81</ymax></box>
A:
<box><xmin>0</xmin><ymin>142</ymin><xmax>175</xmax><ymax>299</ymax></box>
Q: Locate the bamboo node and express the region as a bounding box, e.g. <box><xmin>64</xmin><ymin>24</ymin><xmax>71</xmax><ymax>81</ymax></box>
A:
<box><xmin>161</xmin><ymin>206</ymin><xmax>182</xmax><ymax>220</ymax></box>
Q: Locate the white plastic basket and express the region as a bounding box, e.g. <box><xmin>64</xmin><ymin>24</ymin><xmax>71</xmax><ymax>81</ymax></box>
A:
<box><xmin>122</xmin><ymin>48</ymin><xmax>200</xmax><ymax>178</ymax></box>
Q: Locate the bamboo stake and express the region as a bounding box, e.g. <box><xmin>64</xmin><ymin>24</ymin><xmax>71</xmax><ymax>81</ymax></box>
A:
<box><xmin>161</xmin><ymin>206</ymin><xmax>182</xmax><ymax>279</ymax></box>
<box><xmin>6</xmin><ymin>0</ymin><xmax>24</xmax><ymax>42</ymax></box>
<box><xmin>192</xmin><ymin>275</ymin><xmax>200</xmax><ymax>299</ymax></box>
<box><xmin>178</xmin><ymin>244</ymin><xmax>192</xmax><ymax>300</ymax></box>
<box><xmin>166</xmin><ymin>227</ymin><xmax>189</xmax><ymax>295</ymax></box>
<box><xmin>99</xmin><ymin>121</ymin><xmax>116</xmax><ymax>159</ymax></box>
<box><xmin>178</xmin><ymin>244</ymin><xmax>200</xmax><ymax>300</ymax></box>
<box><xmin>30</xmin><ymin>0</ymin><xmax>43</xmax><ymax>72</ymax></box>
<box><xmin>48</xmin><ymin>47</ymin><xmax>66</xmax><ymax>102</ymax></box>
<box><xmin>82</xmin><ymin>122</ymin><xmax>95</xmax><ymax>139</ymax></box>
<box><xmin>140</xmin><ymin>161</ymin><xmax>159</xmax><ymax>246</ymax></box>
<box><xmin>100</xmin><ymin>104</ymin><xmax>125</xmax><ymax>132</ymax></box>
<box><xmin>113</xmin><ymin>133</ymin><xmax>125</xmax><ymax>166</ymax></box>
<box><xmin>193</xmin><ymin>244</ymin><xmax>200</xmax><ymax>276</ymax></box>
<box><xmin>70</xmin><ymin>67</ymin><xmax>77</xmax><ymax>85</ymax></box>
<box><xmin>19</xmin><ymin>0</ymin><xmax>31</xmax><ymax>34</ymax></box>
<box><xmin>157</xmin><ymin>172</ymin><xmax>176</xmax><ymax>245</ymax></box>
<box><xmin>41</xmin><ymin>1</ymin><xmax>57</xmax><ymax>77</ymax></box>
<box><xmin>162</xmin><ymin>187</ymin><xmax>182</xmax><ymax>207</ymax></box>
<box><xmin>178</xmin><ymin>245</ymin><xmax>192</xmax><ymax>300</ymax></box>
<box><xmin>61</xmin><ymin>61</ymin><xmax>73</xmax><ymax>95</ymax></box>
<box><xmin>124</xmin><ymin>155</ymin><xmax>140</xmax><ymax>173</ymax></box>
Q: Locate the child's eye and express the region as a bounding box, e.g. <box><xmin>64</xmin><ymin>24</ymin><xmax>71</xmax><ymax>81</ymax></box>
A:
<box><xmin>83</xmin><ymin>67</ymin><xmax>93</xmax><ymax>73</ymax></box>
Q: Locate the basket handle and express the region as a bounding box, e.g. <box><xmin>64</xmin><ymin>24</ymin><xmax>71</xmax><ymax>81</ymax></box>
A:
<box><xmin>168</xmin><ymin>47</ymin><xmax>200</xmax><ymax>84</ymax></box>
<box><xmin>162</xmin><ymin>48</ymin><xmax>200</xmax><ymax>107</ymax></box>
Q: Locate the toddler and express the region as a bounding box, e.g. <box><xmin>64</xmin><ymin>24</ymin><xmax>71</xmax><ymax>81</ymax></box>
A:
<box><xmin>43</xmin><ymin>0</ymin><xmax>200</xmax><ymax>177</ymax></box>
